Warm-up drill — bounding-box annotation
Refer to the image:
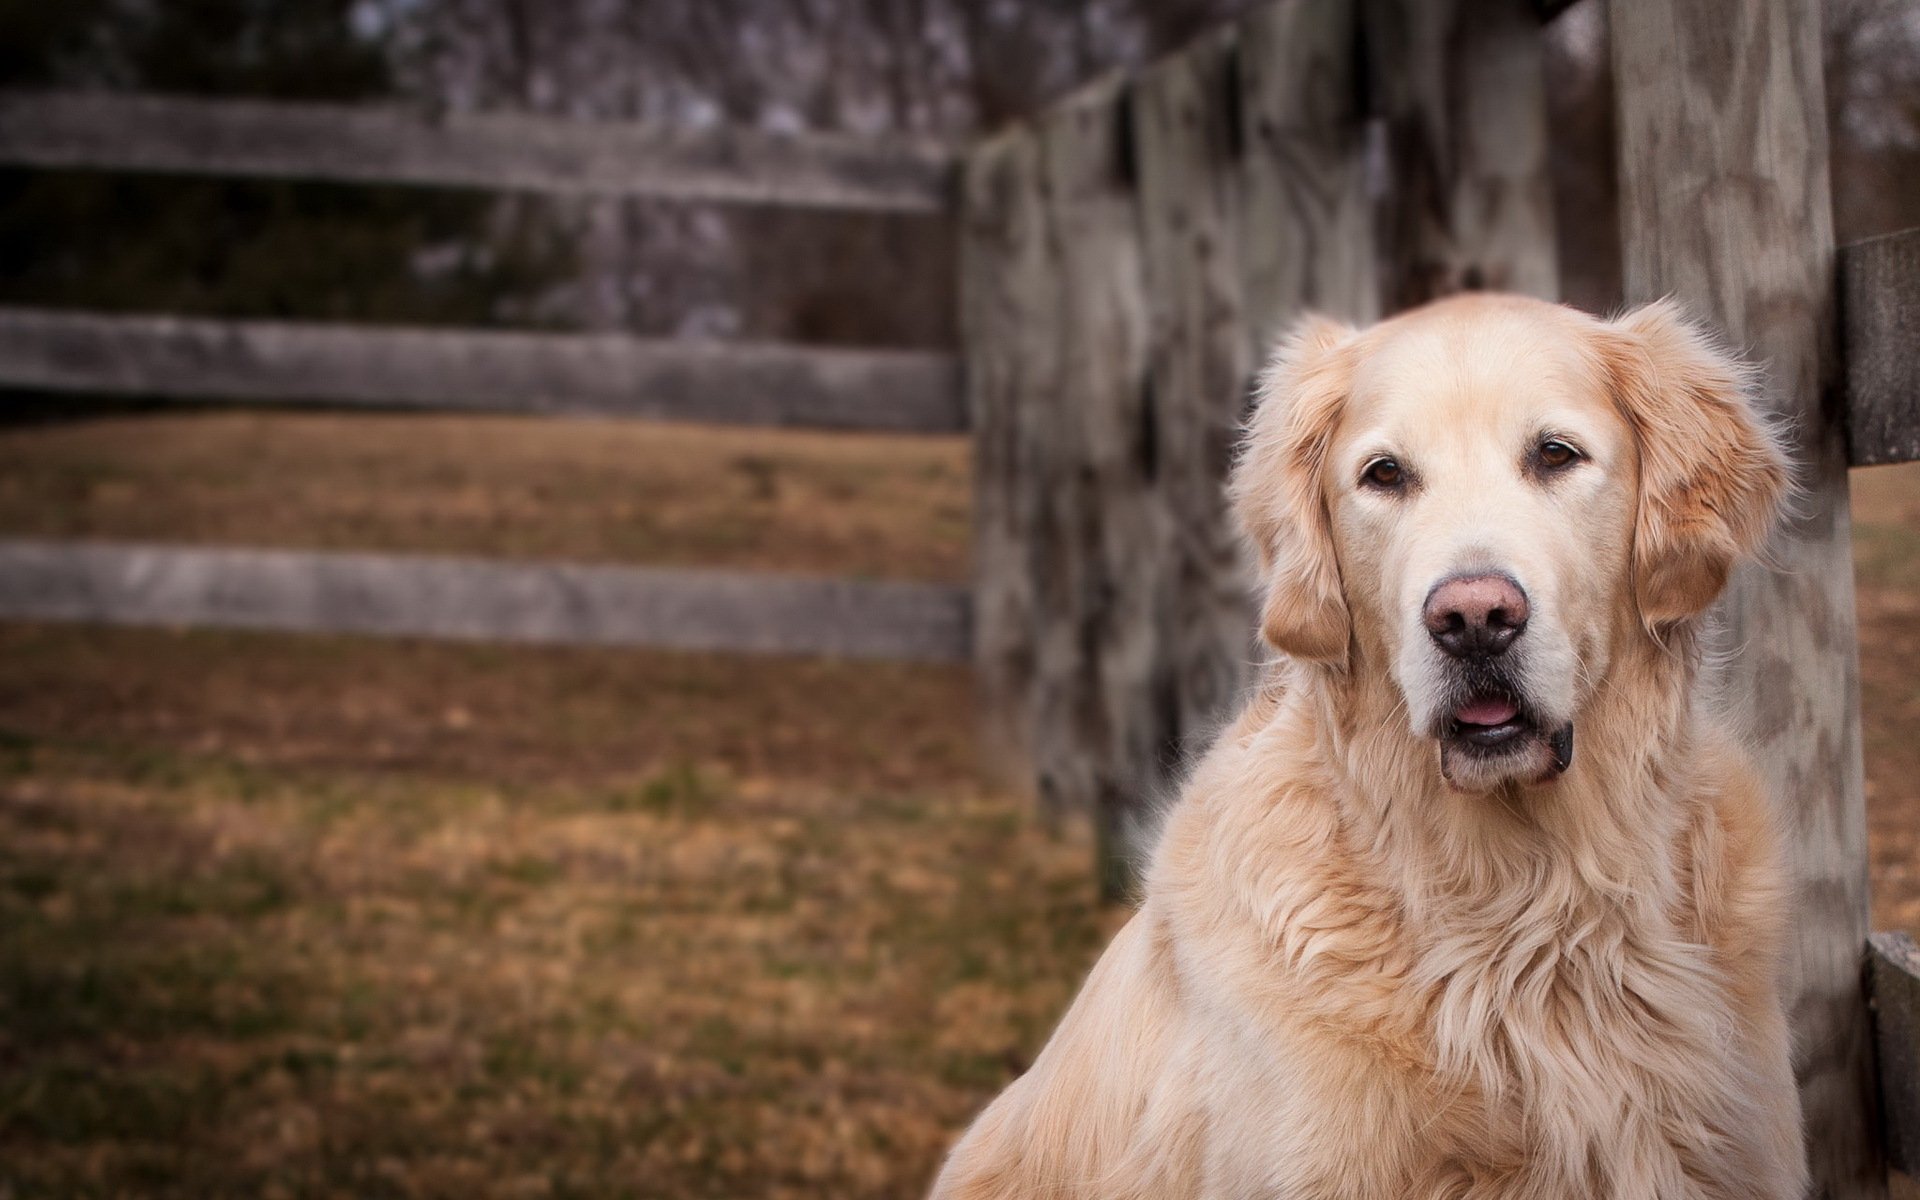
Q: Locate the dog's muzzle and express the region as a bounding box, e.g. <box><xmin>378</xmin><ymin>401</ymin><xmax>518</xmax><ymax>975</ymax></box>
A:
<box><xmin>1423</xmin><ymin>573</ymin><xmax>1573</xmax><ymax>787</ymax></box>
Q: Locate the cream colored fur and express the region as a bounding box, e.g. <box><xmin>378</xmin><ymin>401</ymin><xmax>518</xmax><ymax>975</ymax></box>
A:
<box><xmin>931</xmin><ymin>295</ymin><xmax>1805</xmax><ymax>1199</ymax></box>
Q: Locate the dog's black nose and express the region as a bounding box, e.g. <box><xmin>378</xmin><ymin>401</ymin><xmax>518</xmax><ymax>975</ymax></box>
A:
<box><xmin>1424</xmin><ymin>573</ymin><xmax>1528</xmax><ymax>660</ymax></box>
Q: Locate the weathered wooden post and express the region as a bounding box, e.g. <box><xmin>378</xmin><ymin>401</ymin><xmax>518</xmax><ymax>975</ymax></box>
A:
<box><xmin>1132</xmin><ymin>28</ymin><xmax>1257</xmax><ymax>805</ymax></box>
<box><xmin>1361</xmin><ymin>0</ymin><xmax>1559</xmax><ymax>307</ymax></box>
<box><xmin>1029</xmin><ymin>78</ymin><xmax>1159</xmax><ymax>900</ymax></box>
<box><xmin>1127</xmin><ymin>0</ymin><xmax>1385</xmax><ymax>791</ymax></box>
<box><xmin>962</xmin><ymin>78</ymin><xmax>1161</xmax><ymax>900</ymax></box>
<box><xmin>1236</xmin><ymin>0</ymin><xmax>1378</xmax><ymax>342</ymax></box>
<box><xmin>1610</xmin><ymin>0</ymin><xmax>1884</xmax><ymax>1194</ymax></box>
<box><xmin>961</xmin><ymin>124</ymin><xmax>1052</xmax><ymax>792</ymax></box>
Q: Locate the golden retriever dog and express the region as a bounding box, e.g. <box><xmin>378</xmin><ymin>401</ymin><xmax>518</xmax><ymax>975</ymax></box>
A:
<box><xmin>931</xmin><ymin>294</ymin><xmax>1806</xmax><ymax>1199</ymax></box>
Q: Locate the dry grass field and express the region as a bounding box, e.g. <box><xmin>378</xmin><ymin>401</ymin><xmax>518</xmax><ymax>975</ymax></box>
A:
<box><xmin>0</xmin><ymin>408</ymin><xmax>1914</xmax><ymax>1197</ymax></box>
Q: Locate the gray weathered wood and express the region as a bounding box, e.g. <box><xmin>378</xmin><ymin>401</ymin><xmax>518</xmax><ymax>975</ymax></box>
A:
<box><xmin>960</xmin><ymin>125</ymin><xmax>1054</xmax><ymax>789</ymax></box>
<box><xmin>1842</xmin><ymin>228</ymin><xmax>1920</xmax><ymax>467</ymax></box>
<box><xmin>0</xmin><ymin>539</ymin><xmax>969</xmax><ymax>662</ymax></box>
<box><xmin>1238</xmin><ymin>0</ymin><xmax>1379</xmax><ymax>343</ymax></box>
<box><xmin>1133</xmin><ymin>29</ymin><xmax>1258</xmax><ymax>780</ymax></box>
<box><xmin>0</xmin><ymin>307</ymin><xmax>963</xmax><ymax>434</ymax></box>
<box><xmin>1611</xmin><ymin>1</ymin><xmax>1884</xmax><ymax>1194</ymax></box>
<box><xmin>1029</xmin><ymin>76</ymin><xmax>1158</xmax><ymax>900</ymax></box>
<box><xmin>1362</xmin><ymin>0</ymin><xmax>1559</xmax><ymax>309</ymax></box>
<box><xmin>1872</xmin><ymin>931</ymin><xmax>1920</xmax><ymax>1177</ymax></box>
<box><xmin>0</xmin><ymin>90</ymin><xmax>954</xmax><ymax>212</ymax></box>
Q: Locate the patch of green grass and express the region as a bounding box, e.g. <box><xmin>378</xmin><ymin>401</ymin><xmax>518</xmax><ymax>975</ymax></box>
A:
<box><xmin>605</xmin><ymin>761</ymin><xmax>724</xmax><ymax>818</ymax></box>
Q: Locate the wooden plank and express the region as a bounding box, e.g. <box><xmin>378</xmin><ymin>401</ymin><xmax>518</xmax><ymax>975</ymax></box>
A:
<box><xmin>1610</xmin><ymin>1</ymin><xmax>1884</xmax><ymax>1194</ymax></box>
<box><xmin>0</xmin><ymin>539</ymin><xmax>970</xmax><ymax>662</ymax></box>
<box><xmin>0</xmin><ymin>307</ymin><xmax>964</xmax><ymax>434</ymax></box>
<box><xmin>959</xmin><ymin>125</ymin><xmax>1053</xmax><ymax>789</ymax></box>
<box><xmin>0</xmin><ymin>90</ymin><xmax>954</xmax><ymax>212</ymax></box>
<box><xmin>1029</xmin><ymin>76</ymin><xmax>1157</xmax><ymax>900</ymax></box>
<box><xmin>1132</xmin><ymin>29</ymin><xmax>1256</xmax><ymax>784</ymax></box>
<box><xmin>1842</xmin><ymin>229</ymin><xmax>1920</xmax><ymax>467</ymax></box>
<box><xmin>1237</xmin><ymin>0</ymin><xmax>1379</xmax><ymax>343</ymax></box>
<box><xmin>1362</xmin><ymin>0</ymin><xmax>1559</xmax><ymax>309</ymax></box>
<box><xmin>1872</xmin><ymin>931</ymin><xmax>1920</xmax><ymax>1176</ymax></box>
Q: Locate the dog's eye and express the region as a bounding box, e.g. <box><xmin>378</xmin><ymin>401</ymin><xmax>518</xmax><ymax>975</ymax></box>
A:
<box><xmin>1535</xmin><ymin>439</ymin><xmax>1582</xmax><ymax>471</ymax></box>
<box><xmin>1361</xmin><ymin>457</ymin><xmax>1405</xmax><ymax>490</ymax></box>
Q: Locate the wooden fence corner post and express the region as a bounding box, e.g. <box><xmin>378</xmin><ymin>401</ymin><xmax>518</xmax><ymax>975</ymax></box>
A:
<box><xmin>1610</xmin><ymin>0</ymin><xmax>1885</xmax><ymax>1194</ymax></box>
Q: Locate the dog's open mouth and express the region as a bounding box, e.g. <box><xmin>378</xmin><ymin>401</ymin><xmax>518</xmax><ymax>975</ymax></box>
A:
<box><xmin>1438</xmin><ymin>692</ymin><xmax>1575</xmax><ymax>787</ymax></box>
<box><xmin>1448</xmin><ymin>695</ymin><xmax>1530</xmax><ymax>750</ymax></box>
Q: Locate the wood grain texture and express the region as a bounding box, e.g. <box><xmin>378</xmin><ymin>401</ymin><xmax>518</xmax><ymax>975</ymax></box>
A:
<box><xmin>960</xmin><ymin>124</ymin><xmax>1054</xmax><ymax>788</ymax></box>
<box><xmin>0</xmin><ymin>539</ymin><xmax>969</xmax><ymax>662</ymax></box>
<box><xmin>1133</xmin><ymin>29</ymin><xmax>1257</xmax><ymax>790</ymax></box>
<box><xmin>1238</xmin><ymin>0</ymin><xmax>1379</xmax><ymax>341</ymax></box>
<box><xmin>1031</xmin><ymin>76</ymin><xmax>1158</xmax><ymax>899</ymax></box>
<box><xmin>0</xmin><ymin>306</ymin><xmax>964</xmax><ymax>434</ymax></box>
<box><xmin>1362</xmin><ymin>0</ymin><xmax>1559</xmax><ymax>309</ymax></box>
<box><xmin>1873</xmin><ymin>932</ymin><xmax>1920</xmax><ymax>1176</ymax></box>
<box><xmin>1610</xmin><ymin>1</ymin><xmax>1884</xmax><ymax>1193</ymax></box>
<box><xmin>1841</xmin><ymin>229</ymin><xmax>1920</xmax><ymax>467</ymax></box>
<box><xmin>0</xmin><ymin>89</ymin><xmax>954</xmax><ymax>212</ymax></box>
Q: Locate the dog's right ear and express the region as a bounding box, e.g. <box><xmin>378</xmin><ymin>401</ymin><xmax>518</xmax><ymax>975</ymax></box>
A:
<box><xmin>1231</xmin><ymin>315</ymin><xmax>1357</xmax><ymax>664</ymax></box>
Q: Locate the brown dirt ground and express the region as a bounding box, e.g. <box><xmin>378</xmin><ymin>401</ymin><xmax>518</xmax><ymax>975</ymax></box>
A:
<box><xmin>0</xmin><ymin>410</ymin><xmax>1914</xmax><ymax>1197</ymax></box>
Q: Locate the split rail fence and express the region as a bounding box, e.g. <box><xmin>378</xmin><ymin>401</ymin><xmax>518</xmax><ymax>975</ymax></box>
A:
<box><xmin>0</xmin><ymin>88</ymin><xmax>971</xmax><ymax>662</ymax></box>
<box><xmin>0</xmin><ymin>0</ymin><xmax>1917</xmax><ymax>1192</ymax></box>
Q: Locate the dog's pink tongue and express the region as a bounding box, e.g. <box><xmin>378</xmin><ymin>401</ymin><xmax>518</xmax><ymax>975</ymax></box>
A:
<box><xmin>1455</xmin><ymin>697</ymin><xmax>1518</xmax><ymax>726</ymax></box>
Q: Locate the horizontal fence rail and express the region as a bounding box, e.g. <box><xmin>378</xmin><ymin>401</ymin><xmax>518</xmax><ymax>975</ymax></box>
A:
<box><xmin>0</xmin><ymin>306</ymin><xmax>965</xmax><ymax>433</ymax></box>
<box><xmin>0</xmin><ymin>540</ymin><xmax>971</xmax><ymax>663</ymax></box>
<box><xmin>0</xmin><ymin>90</ymin><xmax>955</xmax><ymax>212</ymax></box>
<box><xmin>1841</xmin><ymin>227</ymin><xmax>1920</xmax><ymax>466</ymax></box>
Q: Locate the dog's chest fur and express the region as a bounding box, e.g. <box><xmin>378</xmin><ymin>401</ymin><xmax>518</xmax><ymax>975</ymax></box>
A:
<box><xmin>1160</xmin><ymin>781</ymin><xmax>1766</xmax><ymax>1199</ymax></box>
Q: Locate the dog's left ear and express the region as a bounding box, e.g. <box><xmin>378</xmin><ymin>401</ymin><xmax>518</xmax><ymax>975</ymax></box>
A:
<box><xmin>1603</xmin><ymin>300</ymin><xmax>1790</xmax><ymax>627</ymax></box>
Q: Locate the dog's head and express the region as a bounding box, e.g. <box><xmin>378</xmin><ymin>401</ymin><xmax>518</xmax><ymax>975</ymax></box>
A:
<box><xmin>1232</xmin><ymin>295</ymin><xmax>1787</xmax><ymax>792</ymax></box>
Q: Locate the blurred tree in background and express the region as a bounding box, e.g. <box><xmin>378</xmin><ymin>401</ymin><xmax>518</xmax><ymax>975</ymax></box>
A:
<box><xmin>0</xmin><ymin>0</ymin><xmax>572</xmax><ymax>328</ymax></box>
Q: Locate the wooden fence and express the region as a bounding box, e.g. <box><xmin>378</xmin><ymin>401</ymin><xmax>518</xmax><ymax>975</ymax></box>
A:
<box><xmin>0</xmin><ymin>89</ymin><xmax>969</xmax><ymax>661</ymax></box>
<box><xmin>959</xmin><ymin>0</ymin><xmax>1919</xmax><ymax>1193</ymax></box>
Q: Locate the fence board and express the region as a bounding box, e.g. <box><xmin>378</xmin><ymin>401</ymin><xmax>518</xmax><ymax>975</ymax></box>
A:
<box><xmin>0</xmin><ymin>307</ymin><xmax>964</xmax><ymax>434</ymax></box>
<box><xmin>1362</xmin><ymin>0</ymin><xmax>1559</xmax><ymax>309</ymax></box>
<box><xmin>0</xmin><ymin>90</ymin><xmax>954</xmax><ymax>212</ymax></box>
<box><xmin>1237</xmin><ymin>0</ymin><xmax>1378</xmax><ymax>341</ymax></box>
<box><xmin>960</xmin><ymin>127</ymin><xmax>1054</xmax><ymax>788</ymax></box>
<box><xmin>1133</xmin><ymin>30</ymin><xmax>1258</xmax><ymax>782</ymax></box>
<box><xmin>1611</xmin><ymin>0</ymin><xmax>1882</xmax><ymax>1194</ymax></box>
<box><xmin>1031</xmin><ymin>77</ymin><xmax>1157</xmax><ymax>900</ymax></box>
<box><xmin>1841</xmin><ymin>228</ymin><xmax>1920</xmax><ymax>467</ymax></box>
<box><xmin>1872</xmin><ymin>931</ymin><xmax>1920</xmax><ymax>1176</ymax></box>
<box><xmin>0</xmin><ymin>540</ymin><xmax>969</xmax><ymax>662</ymax></box>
